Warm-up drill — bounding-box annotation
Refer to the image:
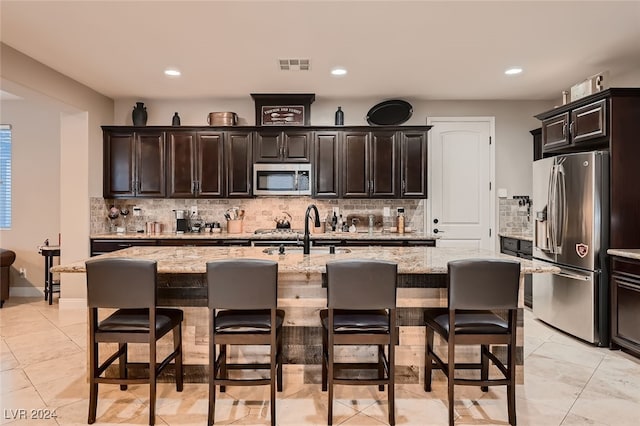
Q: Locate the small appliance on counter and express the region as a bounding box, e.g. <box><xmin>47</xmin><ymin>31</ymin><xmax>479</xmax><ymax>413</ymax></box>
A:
<box><xmin>173</xmin><ymin>209</ymin><xmax>189</xmax><ymax>233</ymax></box>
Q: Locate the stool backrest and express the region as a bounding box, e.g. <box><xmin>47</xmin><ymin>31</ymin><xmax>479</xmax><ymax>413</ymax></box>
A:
<box><xmin>207</xmin><ymin>259</ymin><xmax>278</xmax><ymax>309</ymax></box>
<box><xmin>326</xmin><ymin>259</ymin><xmax>397</xmax><ymax>309</ymax></box>
<box><xmin>447</xmin><ymin>259</ymin><xmax>520</xmax><ymax>310</ymax></box>
<box><xmin>85</xmin><ymin>257</ymin><xmax>157</xmax><ymax>308</ymax></box>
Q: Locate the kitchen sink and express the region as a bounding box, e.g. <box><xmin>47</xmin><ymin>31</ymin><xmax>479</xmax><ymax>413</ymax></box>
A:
<box><xmin>262</xmin><ymin>247</ymin><xmax>351</xmax><ymax>255</ymax></box>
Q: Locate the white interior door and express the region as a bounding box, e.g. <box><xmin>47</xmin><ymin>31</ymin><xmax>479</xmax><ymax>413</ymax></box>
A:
<box><xmin>427</xmin><ymin>118</ymin><xmax>494</xmax><ymax>249</ymax></box>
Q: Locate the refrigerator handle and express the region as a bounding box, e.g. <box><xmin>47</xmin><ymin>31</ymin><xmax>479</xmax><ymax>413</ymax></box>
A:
<box><xmin>548</xmin><ymin>165</ymin><xmax>557</xmax><ymax>253</ymax></box>
<box><xmin>554</xmin><ymin>271</ymin><xmax>591</xmax><ymax>281</ymax></box>
<box><xmin>556</xmin><ymin>165</ymin><xmax>566</xmax><ymax>251</ymax></box>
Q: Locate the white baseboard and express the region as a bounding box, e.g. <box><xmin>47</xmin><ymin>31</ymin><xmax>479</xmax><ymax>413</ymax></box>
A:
<box><xmin>59</xmin><ymin>298</ymin><xmax>86</xmax><ymax>310</ymax></box>
<box><xmin>10</xmin><ymin>287</ymin><xmax>44</xmax><ymax>298</ymax></box>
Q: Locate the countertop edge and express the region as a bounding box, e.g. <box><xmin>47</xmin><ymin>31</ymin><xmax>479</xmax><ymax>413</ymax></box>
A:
<box><xmin>608</xmin><ymin>248</ymin><xmax>640</xmax><ymax>261</ymax></box>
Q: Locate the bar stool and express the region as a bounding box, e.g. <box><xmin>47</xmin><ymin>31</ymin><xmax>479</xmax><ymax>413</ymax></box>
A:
<box><xmin>423</xmin><ymin>258</ymin><xmax>520</xmax><ymax>426</ymax></box>
<box><xmin>320</xmin><ymin>259</ymin><xmax>398</xmax><ymax>425</ymax></box>
<box><xmin>206</xmin><ymin>259</ymin><xmax>284</xmax><ymax>426</ymax></box>
<box><xmin>85</xmin><ymin>258</ymin><xmax>184</xmax><ymax>426</ymax></box>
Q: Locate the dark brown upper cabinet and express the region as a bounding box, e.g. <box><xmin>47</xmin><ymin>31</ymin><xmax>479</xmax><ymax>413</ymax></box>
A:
<box><xmin>341</xmin><ymin>130</ymin><xmax>398</xmax><ymax>198</ymax></box>
<box><xmin>254</xmin><ymin>130</ymin><xmax>311</xmax><ymax>162</ymax></box>
<box><xmin>540</xmin><ymin>98</ymin><xmax>607</xmax><ymax>153</ymax></box>
<box><xmin>103</xmin><ymin>129</ymin><xmax>165</xmax><ymax>198</ymax></box>
<box><xmin>226</xmin><ymin>131</ymin><xmax>253</xmax><ymax>197</ymax></box>
<box><xmin>400</xmin><ymin>131</ymin><xmax>428</xmax><ymax>198</ymax></box>
<box><xmin>166</xmin><ymin>131</ymin><xmax>224</xmax><ymax>198</ymax></box>
<box><xmin>313</xmin><ymin>131</ymin><xmax>340</xmax><ymax>198</ymax></box>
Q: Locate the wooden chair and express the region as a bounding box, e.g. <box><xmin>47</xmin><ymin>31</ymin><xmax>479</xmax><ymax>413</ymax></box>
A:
<box><xmin>424</xmin><ymin>258</ymin><xmax>520</xmax><ymax>425</ymax></box>
<box><xmin>206</xmin><ymin>259</ymin><xmax>284</xmax><ymax>426</ymax></box>
<box><xmin>85</xmin><ymin>257</ymin><xmax>183</xmax><ymax>426</ymax></box>
<box><xmin>321</xmin><ymin>259</ymin><xmax>398</xmax><ymax>425</ymax></box>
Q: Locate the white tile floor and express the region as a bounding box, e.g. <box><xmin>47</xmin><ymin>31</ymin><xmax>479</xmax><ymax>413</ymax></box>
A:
<box><xmin>2</xmin><ymin>297</ymin><xmax>640</xmax><ymax>425</ymax></box>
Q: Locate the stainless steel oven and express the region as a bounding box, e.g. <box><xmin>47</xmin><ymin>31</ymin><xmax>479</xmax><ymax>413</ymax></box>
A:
<box><xmin>253</xmin><ymin>163</ymin><xmax>311</xmax><ymax>196</ymax></box>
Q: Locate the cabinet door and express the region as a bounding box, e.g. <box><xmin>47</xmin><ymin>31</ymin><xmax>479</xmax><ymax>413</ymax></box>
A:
<box><xmin>283</xmin><ymin>131</ymin><xmax>311</xmax><ymax>162</ymax></box>
<box><xmin>400</xmin><ymin>131</ymin><xmax>427</xmax><ymax>198</ymax></box>
<box><xmin>313</xmin><ymin>131</ymin><xmax>339</xmax><ymax>198</ymax></box>
<box><xmin>197</xmin><ymin>132</ymin><xmax>224</xmax><ymax>197</ymax></box>
<box><xmin>226</xmin><ymin>131</ymin><xmax>253</xmax><ymax>197</ymax></box>
<box><xmin>166</xmin><ymin>131</ymin><xmax>196</xmax><ymax>198</ymax></box>
<box><xmin>370</xmin><ymin>131</ymin><xmax>398</xmax><ymax>197</ymax></box>
<box><xmin>541</xmin><ymin>112</ymin><xmax>570</xmax><ymax>152</ymax></box>
<box><xmin>342</xmin><ymin>132</ymin><xmax>370</xmax><ymax>197</ymax></box>
<box><xmin>611</xmin><ymin>258</ymin><xmax>640</xmax><ymax>350</ymax></box>
<box><xmin>571</xmin><ymin>99</ymin><xmax>607</xmax><ymax>144</ymax></box>
<box><xmin>254</xmin><ymin>131</ymin><xmax>282</xmax><ymax>162</ymax></box>
<box><xmin>136</xmin><ymin>132</ymin><xmax>166</xmax><ymax>197</ymax></box>
<box><xmin>104</xmin><ymin>131</ymin><xmax>135</xmax><ymax>197</ymax></box>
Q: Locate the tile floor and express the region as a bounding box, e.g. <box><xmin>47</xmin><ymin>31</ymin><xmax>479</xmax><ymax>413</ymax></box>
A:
<box><xmin>1</xmin><ymin>297</ymin><xmax>640</xmax><ymax>425</ymax></box>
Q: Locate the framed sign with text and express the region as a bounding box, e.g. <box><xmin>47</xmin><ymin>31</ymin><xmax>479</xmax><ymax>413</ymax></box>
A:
<box><xmin>261</xmin><ymin>106</ymin><xmax>305</xmax><ymax>126</ymax></box>
<box><xmin>251</xmin><ymin>93</ymin><xmax>315</xmax><ymax>126</ymax></box>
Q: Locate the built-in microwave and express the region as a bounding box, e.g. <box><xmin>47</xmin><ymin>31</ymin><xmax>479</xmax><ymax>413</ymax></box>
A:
<box><xmin>253</xmin><ymin>163</ymin><xmax>312</xmax><ymax>196</ymax></box>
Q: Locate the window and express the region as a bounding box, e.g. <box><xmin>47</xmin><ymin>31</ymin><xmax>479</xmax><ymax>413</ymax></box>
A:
<box><xmin>0</xmin><ymin>125</ymin><xmax>11</xmax><ymax>229</ymax></box>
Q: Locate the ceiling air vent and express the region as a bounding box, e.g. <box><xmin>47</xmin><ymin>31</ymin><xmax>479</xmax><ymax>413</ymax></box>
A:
<box><xmin>279</xmin><ymin>59</ymin><xmax>310</xmax><ymax>71</ymax></box>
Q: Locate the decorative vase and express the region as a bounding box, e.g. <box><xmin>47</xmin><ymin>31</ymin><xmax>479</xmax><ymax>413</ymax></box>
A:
<box><xmin>334</xmin><ymin>106</ymin><xmax>344</xmax><ymax>125</ymax></box>
<box><xmin>132</xmin><ymin>102</ymin><xmax>147</xmax><ymax>126</ymax></box>
<box><xmin>172</xmin><ymin>112</ymin><xmax>181</xmax><ymax>126</ymax></box>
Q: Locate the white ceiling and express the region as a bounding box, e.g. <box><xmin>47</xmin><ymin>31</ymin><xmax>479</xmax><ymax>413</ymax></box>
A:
<box><xmin>2</xmin><ymin>1</ymin><xmax>640</xmax><ymax>102</ymax></box>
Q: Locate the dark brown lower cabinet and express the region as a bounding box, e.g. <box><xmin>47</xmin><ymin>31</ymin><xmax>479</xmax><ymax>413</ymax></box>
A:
<box><xmin>500</xmin><ymin>236</ymin><xmax>533</xmax><ymax>308</ymax></box>
<box><xmin>610</xmin><ymin>256</ymin><xmax>640</xmax><ymax>357</ymax></box>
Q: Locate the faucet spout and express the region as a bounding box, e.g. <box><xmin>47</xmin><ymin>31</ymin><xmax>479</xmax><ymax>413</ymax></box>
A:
<box><xmin>303</xmin><ymin>204</ymin><xmax>321</xmax><ymax>254</ymax></box>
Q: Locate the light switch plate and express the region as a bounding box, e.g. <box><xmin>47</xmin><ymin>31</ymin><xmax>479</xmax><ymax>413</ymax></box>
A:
<box><xmin>383</xmin><ymin>207</ymin><xmax>391</xmax><ymax>217</ymax></box>
<box><xmin>498</xmin><ymin>188</ymin><xmax>508</xmax><ymax>198</ymax></box>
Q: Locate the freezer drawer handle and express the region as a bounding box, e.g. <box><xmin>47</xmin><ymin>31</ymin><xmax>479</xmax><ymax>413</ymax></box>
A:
<box><xmin>554</xmin><ymin>271</ymin><xmax>591</xmax><ymax>281</ymax></box>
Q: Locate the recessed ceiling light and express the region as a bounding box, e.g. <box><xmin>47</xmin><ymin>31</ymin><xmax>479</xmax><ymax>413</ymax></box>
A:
<box><xmin>505</xmin><ymin>67</ymin><xmax>523</xmax><ymax>75</ymax></box>
<box><xmin>331</xmin><ymin>67</ymin><xmax>347</xmax><ymax>76</ymax></box>
<box><xmin>164</xmin><ymin>69</ymin><xmax>181</xmax><ymax>77</ymax></box>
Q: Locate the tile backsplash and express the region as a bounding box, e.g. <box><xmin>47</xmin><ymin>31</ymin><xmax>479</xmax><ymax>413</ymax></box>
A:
<box><xmin>498</xmin><ymin>198</ymin><xmax>533</xmax><ymax>235</ymax></box>
<box><xmin>91</xmin><ymin>197</ymin><xmax>425</xmax><ymax>234</ymax></box>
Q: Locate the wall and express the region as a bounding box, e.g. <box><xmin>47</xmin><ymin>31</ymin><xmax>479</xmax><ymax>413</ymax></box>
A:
<box><xmin>0</xmin><ymin>99</ymin><xmax>60</xmax><ymax>295</ymax></box>
<box><xmin>112</xmin><ymin>97</ymin><xmax>553</xmax><ymax>242</ymax></box>
<box><xmin>114</xmin><ymin>98</ymin><xmax>553</xmax><ymax>200</ymax></box>
<box><xmin>1</xmin><ymin>43</ymin><xmax>113</xmax><ymax>305</ymax></box>
<box><xmin>91</xmin><ymin>197</ymin><xmax>424</xmax><ymax>235</ymax></box>
<box><xmin>498</xmin><ymin>198</ymin><xmax>533</xmax><ymax>235</ymax></box>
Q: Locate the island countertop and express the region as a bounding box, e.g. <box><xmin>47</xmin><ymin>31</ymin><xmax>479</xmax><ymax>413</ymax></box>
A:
<box><xmin>52</xmin><ymin>246</ymin><xmax>559</xmax><ymax>275</ymax></box>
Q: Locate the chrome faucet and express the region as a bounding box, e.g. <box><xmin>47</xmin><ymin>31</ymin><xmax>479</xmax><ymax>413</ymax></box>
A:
<box><xmin>303</xmin><ymin>204</ymin><xmax>321</xmax><ymax>254</ymax></box>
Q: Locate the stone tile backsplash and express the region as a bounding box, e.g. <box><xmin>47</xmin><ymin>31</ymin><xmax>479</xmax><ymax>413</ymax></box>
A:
<box><xmin>499</xmin><ymin>198</ymin><xmax>533</xmax><ymax>235</ymax></box>
<box><xmin>91</xmin><ymin>197</ymin><xmax>425</xmax><ymax>234</ymax></box>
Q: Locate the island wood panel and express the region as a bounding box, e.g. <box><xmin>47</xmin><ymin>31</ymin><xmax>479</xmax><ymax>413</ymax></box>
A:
<box><xmin>116</xmin><ymin>271</ymin><xmax>525</xmax><ymax>385</ymax></box>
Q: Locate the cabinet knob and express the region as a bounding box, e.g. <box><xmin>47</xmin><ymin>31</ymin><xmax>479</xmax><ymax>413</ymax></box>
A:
<box><xmin>433</xmin><ymin>228</ymin><xmax>445</xmax><ymax>234</ymax></box>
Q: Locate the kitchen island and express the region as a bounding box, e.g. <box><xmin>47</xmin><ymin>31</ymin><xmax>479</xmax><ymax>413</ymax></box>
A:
<box><xmin>53</xmin><ymin>246</ymin><xmax>558</xmax><ymax>384</ymax></box>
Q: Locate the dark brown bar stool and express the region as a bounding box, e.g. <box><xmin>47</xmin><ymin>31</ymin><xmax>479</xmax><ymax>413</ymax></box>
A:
<box><xmin>320</xmin><ymin>259</ymin><xmax>398</xmax><ymax>425</ymax></box>
<box><xmin>424</xmin><ymin>258</ymin><xmax>520</xmax><ymax>426</ymax></box>
<box><xmin>206</xmin><ymin>259</ymin><xmax>284</xmax><ymax>426</ymax></box>
<box><xmin>85</xmin><ymin>257</ymin><xmax>184</xmax><ymax>426</ymax></box>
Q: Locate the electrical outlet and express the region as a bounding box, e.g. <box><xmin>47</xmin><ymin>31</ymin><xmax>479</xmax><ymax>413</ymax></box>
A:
<box><xmin>190</xmin><ymin>205</ymin><xmax>198</xmax><ymax>216</ymax></box>
<box><xmin>19</xmin><ymin>267</ymin><xmax>26</xmax><ymax>278</ymax></box>
<box><xmin>332</xmin><ymin>207</ymin><xmax>339</xmax><ymax>215</ymax></box>
<box><xmin>383</xmin><ymin>207</ymin><xmax>391</xmax><ymax>217</ymax></box>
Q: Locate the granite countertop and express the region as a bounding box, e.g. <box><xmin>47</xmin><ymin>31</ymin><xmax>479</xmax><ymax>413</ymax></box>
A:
<box><xmin>53</xmin><ymin>246</ymin><xmax>558</xmax><ymax>275</ymax></box>
<box><xmin>90</xmin><ymin>231</ymin><xmax>439</xmax><ymax>241</ymax></box>
<box><xmin>608</xmin><ymin>249</ymin><xmax>640</xmax><ymax>261</ymax></box>
<box><xmin>498</xmin><ymin>232</ymin><xmax>533</xmax><ymax>242</ymax></box>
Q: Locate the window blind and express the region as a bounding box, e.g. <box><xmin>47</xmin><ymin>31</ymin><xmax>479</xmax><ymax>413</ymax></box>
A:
<box><xmin>0</xmin><ymin>125</ymin><xmax>12</xmax><ymax>229</ymax></box>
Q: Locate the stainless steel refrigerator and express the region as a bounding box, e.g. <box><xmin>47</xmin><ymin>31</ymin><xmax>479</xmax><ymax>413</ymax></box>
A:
<box><xmin>532</xmin><ymin>151</ymin><xmax>609</xmax><ymax>346</ymax></box>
